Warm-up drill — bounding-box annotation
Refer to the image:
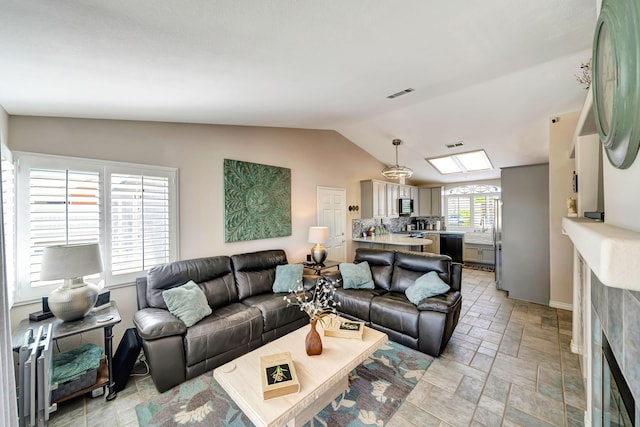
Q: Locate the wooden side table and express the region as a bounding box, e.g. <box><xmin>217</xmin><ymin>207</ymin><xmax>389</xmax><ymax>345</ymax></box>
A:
<box><xmin>12</xmin><ymin>301</ymin><xmax>122</xmax><ymax>402</ymax></box>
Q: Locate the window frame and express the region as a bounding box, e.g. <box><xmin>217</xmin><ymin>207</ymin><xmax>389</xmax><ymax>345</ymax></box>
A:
<box><xmin>15</xmin><ymin>152</ymin><xmax>179</xmax><ymax>303</ymax></box>
<box><xmin>1</xmin><ymin>144</ymin><xmax>16</xmax><ymax>307</ymax></box>
<box><xmin>444</xmin><ymin>184</ymin><xmax>501</xmax><ymax>232</ymax></box>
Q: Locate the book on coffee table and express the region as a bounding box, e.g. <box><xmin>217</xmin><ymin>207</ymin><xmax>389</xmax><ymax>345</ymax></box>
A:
<box><xmin>323</xmin><ymin>319</ymin><xmax>365</xmax><ymax>340</ymax></box>
<box><xmin>260</xmin><ymin>352</ymin><xmax>300</xmax><ymax>400</ymax></box>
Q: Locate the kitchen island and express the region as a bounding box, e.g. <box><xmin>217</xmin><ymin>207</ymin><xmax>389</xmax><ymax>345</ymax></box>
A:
<box><xmin>352</xmin><ymin>234</ymin><xmax>433</xmax><ymax>252</ymax></box>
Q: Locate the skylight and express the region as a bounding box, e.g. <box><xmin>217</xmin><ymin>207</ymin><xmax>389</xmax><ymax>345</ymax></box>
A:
<box><xmin>426</xmin><ymin>149</ymin><xmax>493</xmax><ymax>175</ymax></box>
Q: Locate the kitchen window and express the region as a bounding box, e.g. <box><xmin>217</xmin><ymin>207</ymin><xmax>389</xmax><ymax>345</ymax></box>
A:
<box><xmin>445</xmin><ymin>184</ymin><xmax>500</xmax><ymax>230</ymax></box>
<box><xmin>15</xmin><ymin>153</ymin><xmax>179</xmax><ymax>302</ymax></box>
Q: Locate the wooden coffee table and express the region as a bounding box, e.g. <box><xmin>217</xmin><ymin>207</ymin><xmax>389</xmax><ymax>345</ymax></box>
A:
<box><xmin>213</xmin><ymin>319</ymin><xmax>387</xmax><ymax>427</ymax></box>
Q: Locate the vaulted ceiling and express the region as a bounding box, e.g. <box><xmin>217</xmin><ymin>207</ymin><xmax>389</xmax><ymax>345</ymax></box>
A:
<box><xmin>0</xmin><ymin>1</ymin><xmax>597</xmax><ymax>183</ymax></box>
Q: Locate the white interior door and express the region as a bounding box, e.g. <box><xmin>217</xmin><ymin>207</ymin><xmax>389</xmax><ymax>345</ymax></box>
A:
<box><xmin>317</xmin><ymin>187</ymin><xmax>346</xmax><ymax>262</ymax></box>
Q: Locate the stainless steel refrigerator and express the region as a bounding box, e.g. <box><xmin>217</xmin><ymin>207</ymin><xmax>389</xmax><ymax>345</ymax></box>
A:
<box><xmin>493</xmin><ymin>199</ymin><xmax>503</xmax><ymax>289</ymax></box>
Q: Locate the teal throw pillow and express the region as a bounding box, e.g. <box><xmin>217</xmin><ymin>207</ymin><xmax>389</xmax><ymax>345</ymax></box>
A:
<box><xmin>272</xmin><ymin>264</ymin><xmax>304</xmax><ymax>293</ymax></box>
<box><xmin>162</xmin><ymin>280</ymin><xmax>212</xmax><ymax>327</ymax></box>
<box><xmin>339</xmin><ymin>261</ymin><xmax>375</xmax><ymax>289</ymax></box>
<box><xmin>405</xmin><ymin>271</ymin><xmax>451</xmax><ymax>305</ymax></box>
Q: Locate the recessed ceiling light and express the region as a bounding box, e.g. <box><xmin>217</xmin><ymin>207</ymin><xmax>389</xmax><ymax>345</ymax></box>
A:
<box><xmin>426</xmin><ymin>149</ymin><xmax>493</xmax><ymax>175</ymax></box>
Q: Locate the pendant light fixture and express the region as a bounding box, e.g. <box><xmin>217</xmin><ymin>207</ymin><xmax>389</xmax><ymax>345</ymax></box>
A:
<box><xmin>382</xmin><ymin>139</ymin><xmax>413</xmax><ymax>179</ymax></box>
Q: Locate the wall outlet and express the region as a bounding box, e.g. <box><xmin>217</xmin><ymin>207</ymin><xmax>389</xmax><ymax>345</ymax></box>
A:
<box><xmin>91</xmin><ymin>387</ymin><xmax>104</xmax><ymax>398</ymax></box>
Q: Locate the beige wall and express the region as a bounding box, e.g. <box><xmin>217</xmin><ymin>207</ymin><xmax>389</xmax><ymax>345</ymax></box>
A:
<box><xmin>549</xmin><ymin>111</ymin><xmax>580</xmax><ymax>308</ymax></box>
<box><xmin>0</xmin><ymin>105</ymin><xmax>7</xmax><ymax>147</ymax></box>
<box><xmin>8</xmin><ymin>115</ymin><xmax>386</xmax><ymax>345</ymax></box>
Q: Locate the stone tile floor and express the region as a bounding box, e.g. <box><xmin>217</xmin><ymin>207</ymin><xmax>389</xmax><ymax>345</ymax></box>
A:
<box><xmin>48</xmin><ymin>268</ymin><xmax>586</xmax><ymax>426</ymax></box>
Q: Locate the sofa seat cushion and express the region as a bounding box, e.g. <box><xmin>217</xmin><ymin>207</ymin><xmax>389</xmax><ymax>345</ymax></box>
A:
<box><xmin>242</xmin><ymin>293</ymin><xmax>308</xmax><ymax>333</ymax></box>
<box><xmin>370</xmin><ymin>293</ymin><xmax>420</xmax><ymax>338</ymax></box>
<box><xmin>334</xmin><ymin>287</ymin><xmax>386</xmax><ymax>322</ymax></box>
<box><xmin>183</xmin><ymin>303</ymin><xmax>263</xmax><ymax>367</ymax></box>
<box><xmin>416</xmin><ymin>291</ymin><xmax>461</xmax><ymax>314</ymax></box>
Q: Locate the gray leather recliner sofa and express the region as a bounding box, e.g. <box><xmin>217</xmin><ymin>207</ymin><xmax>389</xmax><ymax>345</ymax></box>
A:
<box><xmin>133</xmin><ymin>249</ymin><xmax>309</xmax><ymax>392</ymax></box>
<box><xmin>329</xmin><ymin>248</ymin><xmax>462</xmax><ymax>357</ymax></box>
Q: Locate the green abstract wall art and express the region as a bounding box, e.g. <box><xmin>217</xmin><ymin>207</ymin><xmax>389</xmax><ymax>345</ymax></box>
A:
<box><xmin>224</xmin><ymin>159</ymin><xmax>291</xmax><ymax>242</ymax></box>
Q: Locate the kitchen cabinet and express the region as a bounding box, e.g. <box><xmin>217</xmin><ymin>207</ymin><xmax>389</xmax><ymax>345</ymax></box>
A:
<box><xmin>361</xmin><ymin>180</ymin><xmax>420</xmax><ymax>219</ymax></box>
<box><xmin>360</xmin><ymin>180</ymin><xmax>387</xmax><ymax>219</ymax></box>
<box><xmin>386</xmin><ymin>183</ymin><xmax>399</xmax><ymax>217</ymax></box>
<box><xmin>463</xmin><ymin>244</ymin><xmax>495</xmax><ymax>265</ymax></box>
<box><xmin>423</xmin><ymin>233</ymin><xmax>440</xmax><ymax>254</ymax></box>
<box><xmin>418</xmin><ymin>186</ymin><xmax>442</xmax><ymax>216</ymax></box>
<box><xmin>410</xmin><ymin>187</ymin><xmax>420</xmax><ymax>217</ymax></box>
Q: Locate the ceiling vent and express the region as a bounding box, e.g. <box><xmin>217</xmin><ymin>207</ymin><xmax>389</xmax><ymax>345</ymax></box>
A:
<box><xmin>386</xmin><ymin>88</ymin><xmax>415</xmax><ymax>99</ymax></box>
<box><xmin>445</xmin><ymin>142</ymin><xmax>465</xmax><ymax>149</ymax></box>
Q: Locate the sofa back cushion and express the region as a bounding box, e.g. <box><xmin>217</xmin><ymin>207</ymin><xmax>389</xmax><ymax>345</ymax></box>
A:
<box><xmin>390</xmin><ymin>251</ymin><xmax>452</xmax><ymax>294</ymax></box>
<box><xmin>146</xmin><ymin>256</ymin><xmax>238</xmax><ymax>310</ymax></box>
<box><xmin>231</xmin><ymin>250</ymin><xmax>288</xmax><ymax>300</ymax></box>
<box><xmin>354</xmin><ymin>248</ymin><xmax>395</xmax><ymax>291</ymax></box>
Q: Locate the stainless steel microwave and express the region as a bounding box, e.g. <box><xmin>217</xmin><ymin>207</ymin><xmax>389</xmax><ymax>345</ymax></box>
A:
<box><xmin>398</xmin><ymin>198</ymin><xmax>414</xmax><ymax>216</ymax></box>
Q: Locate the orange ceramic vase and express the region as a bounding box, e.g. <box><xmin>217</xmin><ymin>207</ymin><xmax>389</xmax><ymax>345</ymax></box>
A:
<box><xmin>305</xmin><ymin>319</ymin><xmax>323</xmax><ymax>356</ymax></box>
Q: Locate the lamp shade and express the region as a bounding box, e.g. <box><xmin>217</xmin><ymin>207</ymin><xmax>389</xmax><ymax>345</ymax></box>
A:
<box><xmin>308</xmin><ymin>227</ymin><xmax>329</xmax><ymax>244</ymax></box>
<box><xmin>41</xmin><ymin>243</ymin><xmax>104</xmax><ymax>281</ymax></box>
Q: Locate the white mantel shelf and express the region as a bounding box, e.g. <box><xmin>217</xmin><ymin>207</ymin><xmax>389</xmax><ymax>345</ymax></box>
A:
<box><xmin>562</xmin><ymin>217</ymin><xmax>640</xmax><ymax>291</ymax></box>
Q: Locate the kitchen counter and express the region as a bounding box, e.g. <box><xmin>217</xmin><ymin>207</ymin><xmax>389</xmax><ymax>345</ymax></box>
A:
<box><xmin>393</xmin><ymin>230</ymin><xmax>466</xmax><ymax>235</ymax></box>
<box><xmin>352</xmin><ymin>235</ymin><xmax>433</xmax><ymax>246</ymax></box>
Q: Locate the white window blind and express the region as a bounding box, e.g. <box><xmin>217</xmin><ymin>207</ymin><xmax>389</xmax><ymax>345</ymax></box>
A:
<box><xmin>15</xmin><ymin>153</ymin><xmax>178</xmax><ymax>302</ymax></box>
<box><xmin>1</xmin><ymin>152</ymin><xmax>15</xmax><ymax>307</ymax></box>
<box><xmin>28</xmin><ymin>169</ymin><xmax>100</xmax><ymax>287</ymax></box>
<box><xmin>111</xmin><ymin>174</ymin><xmax>170</xmax><ymax>276</ymax></box>
<box><xmin>473</xmin><ymin>195</ymin><xmax>498</xmax><ymax>230</ymax></box>
<box><xmin>447</xmin><ymin>196</ymin><xmax>471</xmax><ymax>227</ymax></box>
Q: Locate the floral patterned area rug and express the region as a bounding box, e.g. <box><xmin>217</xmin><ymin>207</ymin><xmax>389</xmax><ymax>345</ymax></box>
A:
<box><xmin>135</xmin><ymin>340</ymin><xmax>432</xmax><ymax>427</ymax></box>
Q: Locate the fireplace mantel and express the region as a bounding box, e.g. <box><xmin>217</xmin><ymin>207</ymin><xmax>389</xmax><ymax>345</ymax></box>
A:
<box><xmin>562</xmin><ymin>217</ymin><xmax>640</xmax><ymax>291</ymax></box>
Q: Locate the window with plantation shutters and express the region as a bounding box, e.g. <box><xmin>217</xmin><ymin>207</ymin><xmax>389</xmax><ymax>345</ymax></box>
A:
<box><xmin>447</xmin><ymin>196</ymin><xmax>471</xmax><ymax>227</ymax></box>
<box><xmin>110</xmin><ymin>174</ymin><xmax>170</xmax><ymax>276</ymax></box>
<box><xmin>15</xmin><ymin>153</ymin><xmax>178</xmax><ymax>302</ymax></box>
<box><xmin>28</xmin><ymin>169</ymin><xmax>100</xmax><ymax>287</ymax></box>
<box><xmin>445</xmin><ymin>184</ymin><xmax>500</xmax><ymax>230</ymax></box>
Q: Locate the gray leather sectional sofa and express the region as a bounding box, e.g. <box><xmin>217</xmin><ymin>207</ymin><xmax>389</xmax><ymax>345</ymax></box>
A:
<box><xmin>134</xmin><ymin>248</ymin><xmax>462</xmax><ymax>392</ymax></box>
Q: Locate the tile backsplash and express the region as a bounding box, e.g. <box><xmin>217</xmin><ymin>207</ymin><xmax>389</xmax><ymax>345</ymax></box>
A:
<box><xmin>352</xmin><ymin>216</ymin><xmax>444</xmax><ymax>237</ymax></box>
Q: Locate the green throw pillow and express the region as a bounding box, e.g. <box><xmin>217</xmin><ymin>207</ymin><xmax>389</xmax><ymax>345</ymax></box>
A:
<box><xmin>405</xmin><ymin>271</ymin><xmax>451</xmax><ymax>305</ymax></box>
<box><xmin>162</xmin><ymin>280</ymin><xmax>212</xmax><ymax>327</ymax></box>
<box><xmin>272</xmin><ymin>264</ymin><xmax>304</xmax><ymax>293</ymax></box>
<box><xmin>339</xmin><ymin>261</ymin><xmax>375</xmax><ymax>289</ymax></box>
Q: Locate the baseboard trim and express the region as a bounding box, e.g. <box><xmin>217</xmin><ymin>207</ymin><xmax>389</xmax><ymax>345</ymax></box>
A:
<box><xmin>549</xmin><ymin>300</ymin><xmax>573</xmax><ymax>311</ymax></box>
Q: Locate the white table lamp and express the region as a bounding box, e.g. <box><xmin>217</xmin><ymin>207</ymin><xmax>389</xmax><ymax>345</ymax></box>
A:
<box><xmin>308</xmin><ymin>226</ymin><xmax>329</xmax><ymax>265</ymax></box>
<box><xmin>41</xmin><ymin>243</ymin><xmax>103</xmax><ymax>321</ymax></box>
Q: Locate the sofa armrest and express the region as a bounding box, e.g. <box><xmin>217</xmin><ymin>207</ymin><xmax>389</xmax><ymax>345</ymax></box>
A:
<box><xmin>449</xmin><ymin>262</ymin><xmax>463</xmax><ymax>292</ymax></box>
<box><xmin>416</xmin><ymin>291</ymin><xmax>461</xmax><ymax>314</ymax></box>
<box><xmin>134</xmin><ymin>308</ymin><xmax>187</xmax><ymax>340</ymax></box>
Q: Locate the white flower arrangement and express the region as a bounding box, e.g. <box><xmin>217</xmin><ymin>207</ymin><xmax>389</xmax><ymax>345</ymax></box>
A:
<box><xmin>284</xmin><ymin>277</ymin><xmax>340</xmax><ymax>323</ymax></box>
